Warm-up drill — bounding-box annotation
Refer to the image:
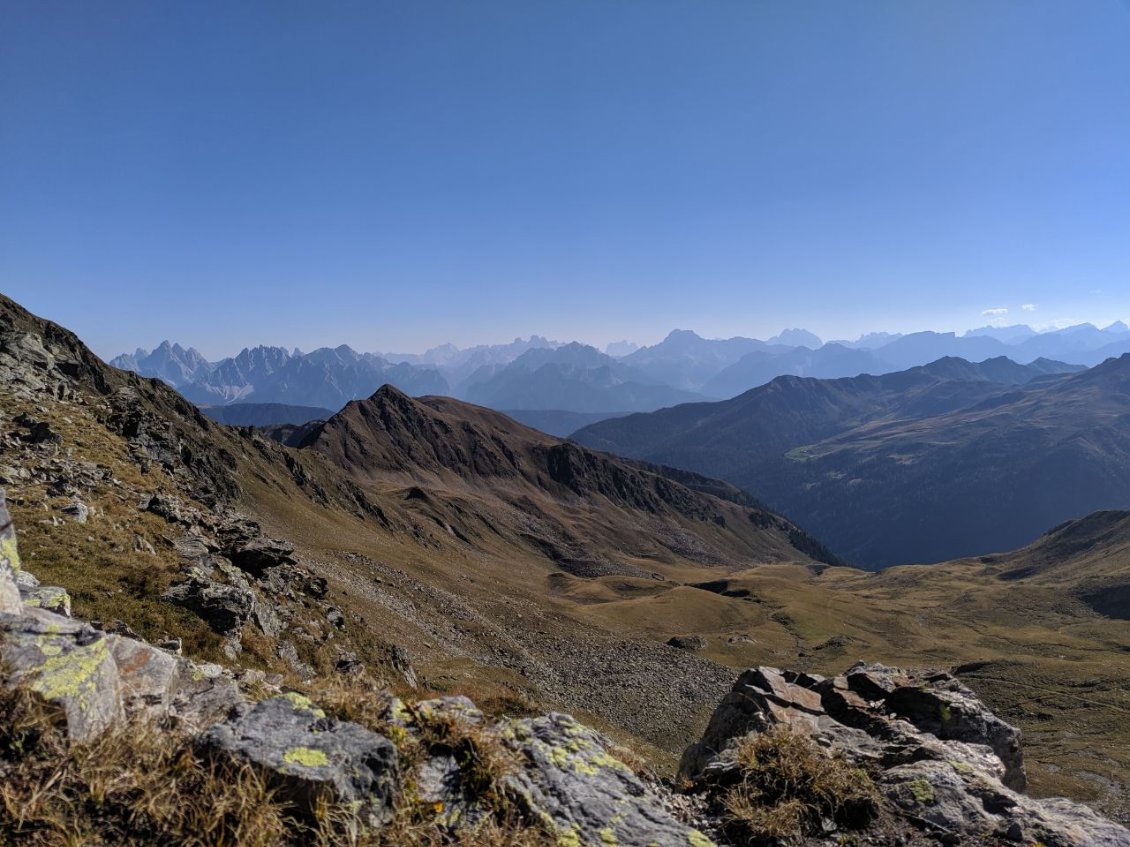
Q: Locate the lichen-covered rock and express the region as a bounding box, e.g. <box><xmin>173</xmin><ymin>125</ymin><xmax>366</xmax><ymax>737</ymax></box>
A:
<box><xmin>0</xmin><ymin>606</ymin><xmax>124</xmax><ymax>742</ymax></box>
<box><xmin>0</xmin><ymin>488</ymin><xmax>22</xmax><ymax>616</ymax></box>
<box><xmin>168</xmin><ymin>660</ymin><xmax>245</xmax><ymax>731</ymax></box>
<box><xmin>501</xmin><ymin>712</ymin><xmax>715</xmax><ymax>847</ymax></box>
<box><xmin>20</xmin><ymin>583</ymin><xmax>72</xmax><ymax>616</ymax></box>
<box><xmin>415</xmin><ymin>752</ymin><xmax>488</xmax><ymax>832</ymax></box>
<box><xmin>197</xmin><ymin>693</ymin><xmax>399</xmax><ymax>828</ymax></box>
<box><xmin>683</xmin><ymin>664</ymin><xmax>1130</xmax><ymax>847</ymax></box>
<box><xmin>412</xmin><ymin>695</ymin><xmax>484</xmax><ymax>726</ymax></box>
<box><xmin>881</xmin><ymin>668</ymin><xmax>1026</xmax><ymax>790</ymax></box>
<box><xmin>679</xmin><ymin>666</ymin><xmax>833</xmax><ymax>780</ymax></box>
<box><xmin>885</xmin><ymin>759</ymin><xmax>1130</xmax><ymax>847</ymax></box>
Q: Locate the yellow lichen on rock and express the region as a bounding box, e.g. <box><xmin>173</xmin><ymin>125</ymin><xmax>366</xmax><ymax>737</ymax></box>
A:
<box><xmin>28</xmin><ymin>636</ymin><xmax>109</xmax><ymax>705</ymax></box>
<box><xmin>1</xmin><ymin>533</ymin><xmax>20</xmax><ymax>572</ymax></box>
<box><xmin>280</xmin><ymin>691</ymin><xmax>327</xmax><ymax>718</ymax></box>
<box><xmin>282</xmin><ymin>746</ymin><xmax>330</xmax><ymax>768</ymax></box>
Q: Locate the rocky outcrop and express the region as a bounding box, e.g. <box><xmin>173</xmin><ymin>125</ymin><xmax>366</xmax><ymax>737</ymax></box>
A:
<box><xmin>501</xmin><ymin>712</ymin><xmax>714</xmax><ymax>847</ymax></box>
<box><xmin>682</xmin><ymin>663</ymin><xmax>1130</xmax><ymax>847</ymax></box>
<box><xmin>198</xmin><ymin>693</ymin><xmax>399</xmax><ymax>828</ymax></box>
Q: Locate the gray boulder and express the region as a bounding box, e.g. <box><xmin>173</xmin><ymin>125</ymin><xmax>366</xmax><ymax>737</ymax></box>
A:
<box><xmin>61</xmin><ymin>500</ymin><xmax>89</xmax><ymax>523</ymax></box>
<box><xmin>0</xmin><ymin>606</ymin><xmax>124</xmax><ymax>742</ymax></box>
<box><xmin>885</xmin><ymin>759</ymin><xmax>1130</xmax><ymax>847</ymax></box>
<box><xmin>228</xmin><ymin>536</ymin><xmax>296</xmax><ymax>575</ymax></box>
<box><xmin>162</xmin><ymin>573</ymin><xmax>254</xmax><ymax>634</ymax></box>
<box><xmin>500</xmin><ymin>712</ymin><xmax>715</xmax><ymax>847</ymax></box>
<box><xmin>197</xmin><ymin>693</ymin><xmax>399</xmax><ymax>828</ymax></box>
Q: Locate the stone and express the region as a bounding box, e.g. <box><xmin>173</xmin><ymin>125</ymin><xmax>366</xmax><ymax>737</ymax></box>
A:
<box><xmin>679</xmin><ymin>666</ymin><xmax>828</xmax><ymax>780</ymax></box>
<box><xmin>252</xmin><ymin>598</ymin><xmax>283</xmax><ymax>637</ymax></box>
<box><xmin>334</xmin><ymin>650</ymin><xmax>362</xmax><ymax>675</ymax></box>
<box><xmin>501</xmin><ymin>712</ymin><xmax>715</xmax><ymax>847</ymax></box>
<box><xmin>61</xmin><ymin>500</ymin><xmax>89</xmax><ymax>523</ymax></box>
<box><xmin>391</xmin><ymin>644</ymin><xmax>418</xmax><ymax>689</ymax></box>
<box><xmin>412</xmin><ymin>695</ymin><xmax>484</xmax><ymax>727</ymax></box>
<box><xmin>0</xmin><ymin>606</ymin><xmax>124</xmax><ymax>742</ymax></box>
<box><xmin>14</xmin><ymin>414</ymin><xmax>60</xmax><ymax>444</ymax></box>
<box><xmin>228</xmin><ymin>536</ymin><xmax>296</xmax><ymax>575</ymax></box>
<box><xmin>162</xmin><ymin>574</ymin><xmax>253</xmax><ymax>635</ymax></box>
<box><xmin>197</xmin><ymin>694</ymin><xmax>398</xmax><ymax>828</ymax></box>
<box><xmin>667</xmin><ymin>634</ymin><xmax>707</xmax><ymax>650</ymax></box>
<box><xmin>143</xmin><ymin>492</ymin><xmax>188</xmax><ymax>523</ymax></box>
<box><xmin>15</xmin><ymin>569</ymin><xmax>39</xmax><ymax>589</ymax></box>
<box><xmin>20</xmin><ymin>584</ymin><xmax>72</xmax><ymax>616</ymax></box>
<box><xmin>107</xmin><ymin>633</ymin><xmax>181</xmax><ymax>719</ymax></box>
<box><xmin>883</xmin><ymin>672</ymin><xmax>1026</xmax><ymax>791</ymax></box>
<box><xmin>132</xmin><ymin>534</ymin><xmax>156</xmax><ymax>555</ymax></box>
<box><xmin>107</xmin><ymin>634</ymin><xmax>243</xmax><ymax>730</ymax></box>
<box><xmin>167</xmin><ymin>662</ymin><xmax>244</xmax><ymax>732</ymax></box>
<box><xmin>884</xmin><ymin>759</ymin><xmax>1130</xmax><ymax>847</ymax></box>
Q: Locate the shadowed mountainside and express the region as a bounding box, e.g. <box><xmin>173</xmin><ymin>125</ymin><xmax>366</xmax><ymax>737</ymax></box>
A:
<box><xmin>573</xmin><ymin>356</ymin><xmax>1119</xmax><ymax>567</ymax></box>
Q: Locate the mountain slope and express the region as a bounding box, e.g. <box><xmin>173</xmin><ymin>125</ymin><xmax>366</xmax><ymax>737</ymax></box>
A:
<box><xmin>763</xmin><ymin>355</ymin><xmax>1130</xmax><ymax>566</ymax></box>
<box><xmin>296</xmin><ymin>385</ymin><xmax>830</xmax><ymax>575</ymax></box>
<box><xmin>573</xmin><ymin>356</ymin><xmax>1093</xmax><ymax>567</ymax></box>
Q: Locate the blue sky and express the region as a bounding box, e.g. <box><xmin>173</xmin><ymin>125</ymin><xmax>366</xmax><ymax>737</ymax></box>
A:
<box><xmin>2</xmin><ymin>1</ymin><xmax>1129</xmax><ymax>359</ymax></box>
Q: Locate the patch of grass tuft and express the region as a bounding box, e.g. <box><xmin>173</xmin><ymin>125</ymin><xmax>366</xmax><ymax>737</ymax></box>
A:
<box><xmin>721</xmin><ymin>727</ymin><xmax>877</xmax><ymax>842</ymax></box>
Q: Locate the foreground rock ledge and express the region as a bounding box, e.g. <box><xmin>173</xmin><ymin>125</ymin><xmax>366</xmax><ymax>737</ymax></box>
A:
<box><xmin>682</xmin><ymin>664</ymin><xmax>1130</xmax><ymax>847</ymax></box>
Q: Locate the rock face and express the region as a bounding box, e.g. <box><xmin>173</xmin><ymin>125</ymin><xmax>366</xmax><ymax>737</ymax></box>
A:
<box><xmin>197</xmin><ymin>694</ymin><xmax>399</xmax><ymax>828</ymax></box>
<box><xmin>682</xmin><ymin>663</ymin><xmax>1130</xmax><ymax>847</ymax></box>
<box><xmin>501</xmin><ymin>712</ymin><xmax>714</xmax><ymax>847</ymax></box>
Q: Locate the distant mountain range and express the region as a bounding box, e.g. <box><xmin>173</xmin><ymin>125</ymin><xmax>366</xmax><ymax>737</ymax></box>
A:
<box><xmin>113</xmin><ymin>321</ymin><xmax>1130</xmax><ymax>419</ymax></box>
<box><xmin>571</xmin><ymin>355</ymin><xmax>1130</xmax><ymax>569</ymax></box>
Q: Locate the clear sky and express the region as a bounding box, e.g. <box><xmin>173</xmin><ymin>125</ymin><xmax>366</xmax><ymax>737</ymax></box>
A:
<box><xmin>2</xmin><ymin>1</ymin><xmax>1130</xmax><ymax>359</ymax></box>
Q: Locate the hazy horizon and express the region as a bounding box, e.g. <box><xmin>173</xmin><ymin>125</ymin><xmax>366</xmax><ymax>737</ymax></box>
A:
<box><xmin>88</xmin><ymin>313</ymin><xmax>1130</xmax><ymax>364</ymax></box>
<box><xmin>4</xmin><ymin>2</ymin><xmax>1129</xmax><ymax>360</ymax></box>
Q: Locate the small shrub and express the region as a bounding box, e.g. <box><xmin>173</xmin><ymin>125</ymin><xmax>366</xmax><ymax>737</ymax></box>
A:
<box><xmin>721</xmin><ymin>727</ymin><xmax>877</xmax><ymax>843</ymax></box>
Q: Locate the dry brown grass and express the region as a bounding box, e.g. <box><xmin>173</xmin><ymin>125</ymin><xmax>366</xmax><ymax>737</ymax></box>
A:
<box><xmin>0</xmin><ymin>685</ymin><xmax>288</xmax><ymax>847</ymax></box>
<box><xmin>0</xmin><ymin>683</ymin><xmax>552</xmax><ymax>847</ymax></box>
<box><xmin>721</xmin><ymin>727</ymin><xmax>877</xmax><ymax>842</ymax></box>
